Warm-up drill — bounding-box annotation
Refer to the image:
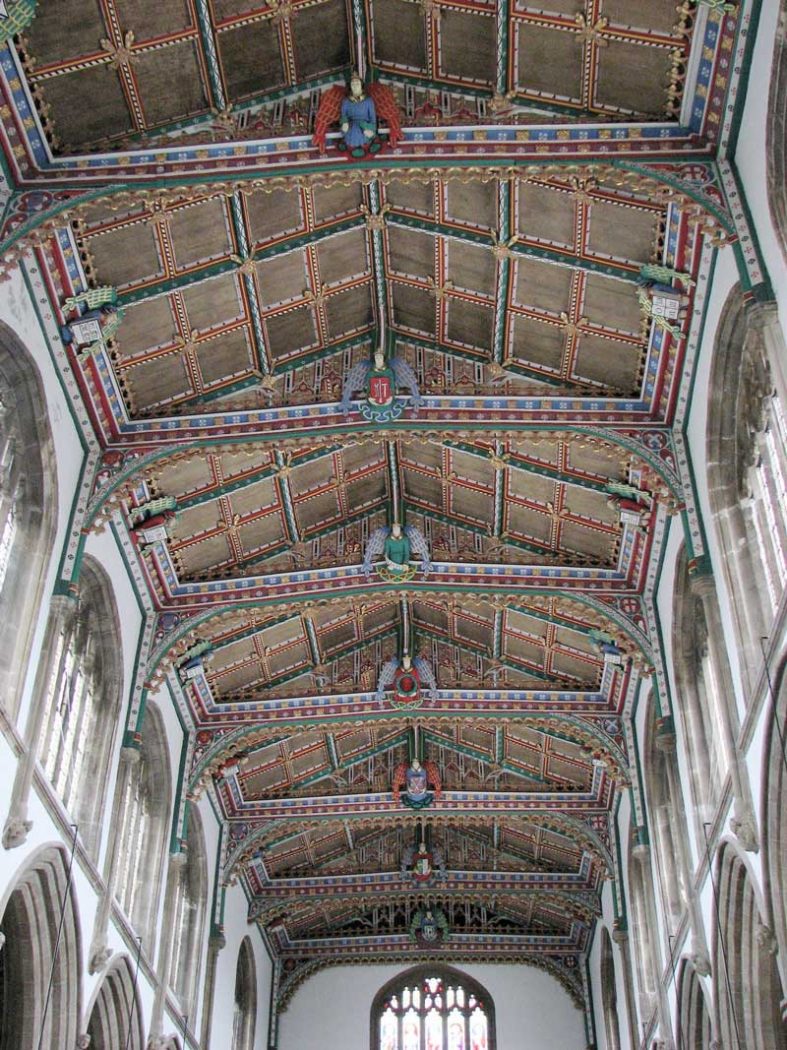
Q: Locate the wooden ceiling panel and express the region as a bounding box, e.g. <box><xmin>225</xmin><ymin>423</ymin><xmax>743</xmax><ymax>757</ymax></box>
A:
<box><xmin>385</xmin><ymin>179</ymin><xmax>435</xmax><ymax>218</ymax></box>
<box><xmin>219</xmin><ymin>21</ymin><xmax>286</xmax><ymax>99</ymax></box>
<box><xmin>246</xmin><ymin>189</ymin><xmax>305</xmax><ymax>245</ymax></box>
<box><xmin>291</xmin><ymin>0</ymin><xmax>352</xmax><ymax>78</ymax></box>
<box><xmin>585</xmin><ymin>201</ymin><xmax>660</xmax><ymax>264</ymax></box>
<box><xmin>256</xmin><ymin>253</ymin><xmax>309</xmax><ymax>307</ymax></box>
<box><xmin>134</xmin><ymin>44</ymin><xmax>208</xmax><ymax>127</ymax></box>
<box><xmin>112</xmin><ymin>0</ymin><xmax>195</xmax><ymax>37</ymax></box>
<box><xmin>444</xmin><ymin>180</ymin><xmax>497</xmax><ymax>231</ymax></box>
<box><xmin>514</xmin><ymin>259</ymin><xmax>574</xmax><ymax>314</ymax></box>
<box><xmin>445</xmin><ymin>241</ymin><xmax>497</xmax><ymax>298</ymax></box>
<box><xmin>113</xmin><ymin>299</ymin><xmax>177</xmax><ymax>357</ymax></box>
<box><xmin>445</xmin><ymin>298</ymin><xmax>494</xmax><ymax>353</ymax></box>
<box><xmin>87</xmin><ymin>224</ymin><xmax>163</xmax><ymax>289</ymax></box>
<box><xmin>581</xmin><ymin>274</ymin><xmax>643</xmax><ymax>335</ymax></box>
<box><xmin>515</xmin><ymin>23</ymin><xmax>584</xmax><ymax>102</ymax></box>
<box><xmin>572</xmin><ymin>333</ymin><xmax>642</xmax><ymax>393</ymax></box>
<box><xmin>169</xmin><ymin>199</ymin><xmax>233</xmax><ymax>269</ymax></box>
<box><xmin>264</xmin><ymin>306</ymin><xmax>320</xmax><ymax>361</ymax></box>
<box><xmin>517</xmin><ymin>183</ymin><xmax>576</xmax><ymax>246</ymax></box>
<box><xmin>438</xmin><ymin>10</ymin><xmax>496</xmax><ymax>85</ymax></box>
<box><xmin>370</xmin><ymin>0</ymin><xmax>427</xmax><ymax>70</ymax></box>
<box><xmin>595</xmin><ymin>40</ymin><xmax>674</xmax><ymax>116</ymax></box>
<box><xmin>387</xmin><ymin>226</ymin><xmax>436</xmax><ymax>280</ymax></box>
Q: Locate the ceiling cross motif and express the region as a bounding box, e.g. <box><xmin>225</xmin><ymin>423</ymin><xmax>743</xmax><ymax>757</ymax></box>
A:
<box><xmin>0</xmin><ymin>0</ymin><xmax>753</xmax><ymax>1033</ymax></box>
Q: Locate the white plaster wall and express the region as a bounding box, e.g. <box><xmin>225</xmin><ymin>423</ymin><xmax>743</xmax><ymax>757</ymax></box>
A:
<box><xmin>278</xmin><ymin>963</ymin><xmax>585</xmax><ymax>1050</ymax></box>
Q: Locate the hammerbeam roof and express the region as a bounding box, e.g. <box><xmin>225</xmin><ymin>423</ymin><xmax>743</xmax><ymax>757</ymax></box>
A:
<box><xmin>0</xmin><ymin>0</ymin><xmax>758</xmax><ymax>1017</ymax></box>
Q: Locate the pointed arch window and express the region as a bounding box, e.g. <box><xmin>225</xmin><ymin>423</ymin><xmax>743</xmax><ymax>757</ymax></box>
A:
<box><xmin>114</xmin><ymin>702</ymin><xmax>171</xmax><ymax>955</ymax></box>
<box><xmin>169</xmin><ymin>806</ymin><xmax>208</xmax><ymax>1022</ymax></box>
<box><xmin>0</xmin><ymin>324</ymin><xmax>57</xmax><ymax>721</ymax></box>
<box><xmin>38</xmin><ymin>558</ymin><xmax>123</xmax><ymax>858</ymax></box>
<box><xmin>371</xmin><ymin>965</ymin><xmax>495</xmax><ymax>1050</ymax></box>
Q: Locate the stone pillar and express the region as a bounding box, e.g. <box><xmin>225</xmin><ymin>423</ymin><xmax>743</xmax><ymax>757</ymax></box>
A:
<box><xmin>690</xmin><ymin>572</ymin><xmax>759</xmax><ymax>852</ymax></box>
<box><xmin>632</xmin><ymin>841</ymin><xmax>675</xmax><ymax>1050</ymax></box>
<box><xmin>199</xmin><ymin>926</ymin><xmax>226</xmax><ymax>1049</ymax></box>
<box><xmin>2</xmin><ymin>593</ymin><xmax>76</xmax><ymax>849</ymax></box>
<box><xmin>147</xmin><ymin>851</ymin><xmax>186</xmax><ymax>1048</ymax></box>
<box><xmin>611</xmin><ymin>923</ymin><xmax>640</xmax><ymax>1050</ymax></box>
<box><xmin>88</xmin><ymin>745</ymin><xmax>141</xmax><ymax>973</ymax></box>
<box><xmin>658</xmin><ymin>728</ymin><xmax>712</xmax><ymax>975</ymax></box>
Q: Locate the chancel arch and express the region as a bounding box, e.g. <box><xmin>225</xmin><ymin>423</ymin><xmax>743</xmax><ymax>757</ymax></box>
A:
<box><xmin>114</xmin><ymin>700</ymin><xmax>172</xmax><ymax>957</ymax></box>
<box><xmin>713</xmin><ymin>842</ymin><xmax>787</xmax><ymax>1050</ymax></box>
<box><xmin>38</xmin><ymin>555</ymin><xmax>124</xmax><ymax>859</ymax></box>
<box><xmin>85</xmin><ymin>954</ymin><xmax>143</xmax><ymax>1050</ymax></box>
<box><xmin>231</xmin><ymin>937</ymin><xmax>258</xmax><ymax>1050</ymax></box>
<box><xmin>676</xmin><ymin>960</ymin><xmax>713</xmax><ymax>1050</ymax></box>
<box><xmin>0</xmin><ymin>322</ymin><xmax>57</xmax><ymax>722</ymax></box>
<box><xmin>169</xmin><ymin>804</ymin><xmax>209</xmax><ymax>1022</ymax></box>
<box><xmin>0</xmin><ymin>843</ymin><xmax>82</xmax><ymax>1050</ymax></box>
<box><xmin>371</xmin><ymin>964</ymin><xmax>495</xmax><ymax>1050</ymax></box>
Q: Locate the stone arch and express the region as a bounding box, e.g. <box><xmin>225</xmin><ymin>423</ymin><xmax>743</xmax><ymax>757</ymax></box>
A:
<box><xmin>231</xmin><ymin>937</ymin><xmax>258</xmax><ymax>1050</ymax></box>
<box><xmin>38</xmin><ymin>554</ymin><xmax>125</xmax><ymax>859</ymax></box>
<box><xmin>763</xmin><ymin>656</ymin><xmax>787</xmax><ymax>971</ymax></box>
<box><xmin>713</xmin><ymin>842</ymin><xmax>786</xmax><ymax>1050</ymax></box>
<box><xmin>676</xmin><ymin>960</ymin><xmax>713</xmax><ymax>1050</ymax></box>
<box><xmin>0</xmin><ymin>843</ymin><xmax>82</xmax><ymax>1050</ymax></box>
<box><xmin>115</xmin><ymin>699</ymin><xmax>172</xmax><ymax>956</ymax></box>
<box><xmin>706</xmin><ymin>285</ymin><xmax>787</xmax><ymax>684</ymax></box>
<box><xmin>85</xmin><ymin>954</ymin><xmax>144</xmax><ymax>1050</ymax></box>
<box><xmin>0</xmin><ymin>322</ymin><xmax>58</xmax><ymax>722</ymax></box>
<box><xmin>643</xmin><ymin>700</ymin><xmax>684</xmax><ymax>933</ymax></box>
<box><xmin>767</xmin><ymin>0</ymin><xmax>787</xmax><ymax>259</ymax></box>
<box><xmin>169</xmin><ymin>804</ymin><xmax>209</xmax><ymax>1021</ymax></box>
<box><xmin>671</xmin><ymin>548</ymin><xmax>725</xmax><ymax>824</ymax></box>
<box><xmin>370</xmin><ymin>964</ymin><xmax>496</xmax><ymax>1050</ymax></box>
<box><xmin>627</xmin><ymin>835</ymin><xmax>657</xmax><ymax>1023</ymax></box>
<box><xmin>599</xmin><ymin>927</ymin><xmax>622</xmax><ymax>1050</ymax></box>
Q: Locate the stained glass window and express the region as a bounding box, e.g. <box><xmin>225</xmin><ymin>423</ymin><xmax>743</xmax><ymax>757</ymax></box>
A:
<box><xmin>372</xmin><ymin>966</ymin><xmax>494</xmax><ymax>1050</ymax></box>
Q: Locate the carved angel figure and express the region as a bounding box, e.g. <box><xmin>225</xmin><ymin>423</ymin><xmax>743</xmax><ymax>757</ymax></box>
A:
<box><xmin>392</xmin><ymin>757</ymin><xmax>442</xmax><ymax>809</ymax></box>
<box><xmin>376</xmin><ymin>653</ymin><xmax>437</xmax><ymax>709</ymax></box>
<box><xmin>401</xmin><ymin>840</ymin><xmax>445</xmax><ymax>882</ymax></box>
<box><xmin>340</xmin><ymin>349</ymin><xmax>422</xmax><ymax>422</ymax></box>
<box><xmin>363</xmin><ymin>522</ymin><xmax>431</xmax><ymax>580</ymax></box>
<box><xmin>312</xmin><ymin>76</ymin><xmax>403</xmax><ymax>157</ymax></box>
<box><xmin>409</xmin><ymin>906</ymin><xmax>449</xmax><ymax>946</ymax></box>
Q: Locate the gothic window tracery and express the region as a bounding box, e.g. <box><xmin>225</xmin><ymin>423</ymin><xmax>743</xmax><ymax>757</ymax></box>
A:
<box><xmin>0</xmin><ymin>324</ymin><xmax>56</xmax><ymax>722</ymax></box>
<box><xmin>38</xmin><ymin>558</ymin><xmax>123</xmax><ymax>858</ymax></box>
<box><xmin>371</xmin><ymin>965</ymin><xmax>495</xmax><ymax>1050</ymax></box>
<box><xmin>114</xmin><ymin>702</ymin><xmax>172</xmax><ymax>955</ymax></box>
<box><xmin>169</xmin><ymin>806</ymin><xmax>208</xmax><ymax>1021</ymax></box>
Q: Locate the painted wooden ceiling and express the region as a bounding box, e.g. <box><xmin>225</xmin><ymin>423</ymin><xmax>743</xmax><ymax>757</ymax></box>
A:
<box><xmin>20</xmin><ymin>0</ymin><xmax>692</xmax><ymax>153</ymax></box>
<box><xmin>0</xmin><ymin>0</ymin><xmax>749</xmax><ymax>1024</ymax></box>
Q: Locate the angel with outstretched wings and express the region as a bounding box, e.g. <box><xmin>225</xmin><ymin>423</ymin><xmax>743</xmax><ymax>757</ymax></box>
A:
<box><xmin>363</xmin><ymin>523</ymin><xmax>431</xmax><ymax>578</ymax></box>
<box><xmin>340</xmin><ymin>351</ymin><xmax>422</xmax><ymax>419</ymax></box>
<box><xmin>392</xmin><ymin>757</ymin><xmax>442</xmax><ymax>809</ymax></box>
<box><xmin>312</xmin><ymin>78</ymin><xmax>402</xmax><ymax>157</ymax></box>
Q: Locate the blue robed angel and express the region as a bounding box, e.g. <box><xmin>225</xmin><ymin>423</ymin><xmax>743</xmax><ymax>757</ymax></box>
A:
<box><xmin>340</xmin><ymin>73</ymin><xmax>376</xmax><ymax>154</ymax></box>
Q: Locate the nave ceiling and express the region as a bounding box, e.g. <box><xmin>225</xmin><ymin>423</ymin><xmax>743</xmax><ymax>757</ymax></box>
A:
<box><xmin>0</xmin><ymin>0</ymin><xmax>756</xmax><ymax>1030</ymax></box>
